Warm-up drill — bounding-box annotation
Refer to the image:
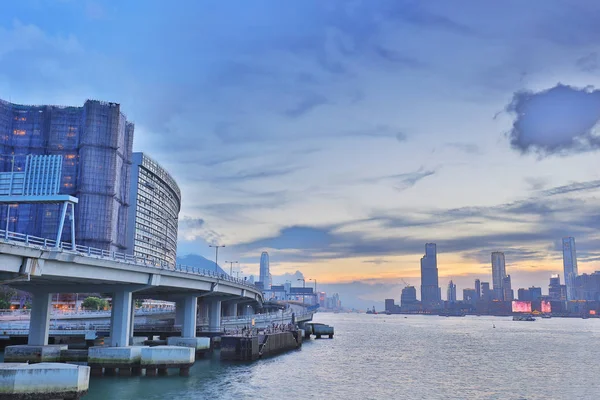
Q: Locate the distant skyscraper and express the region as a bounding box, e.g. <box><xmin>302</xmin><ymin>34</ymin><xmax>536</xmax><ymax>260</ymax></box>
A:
<box><xmin>491</xmin><ymin>252</ymin><xmax>507</xmax><ymax>300</ymax></box>
<box><xmin>401</xmin><ymin>285</ymin><xmax>417</xmax><ymax>306</ymax></box>
<box><xmin>420</xmin><ymin>243</ymin><xmax>441</xmax><ymax>308</ymax></box>
<box><xmin>447</xmin><ymin>280</ymin><xmax>457</xmax><ymax>302</ymax></box>
<box><xmin>562</xmin><ymin>237</ymin><xmax>578</xmax><ymax>301</ymax></box>
<box><xmin>481</xmin><ymin>282</ymin><xmax>491</xmax><ymax>302</ymax></box>
<box><xmin>549</xmin><ymin>274</ymin><xmax>566</xmax><ymax>301</ymax></box>
<box><xmin>474</xmin><ymin>279</ymin><xmax>481</xmax><ymax>300</ymax></box>
<box><xmin>502</xmin><ymin>275</ymin><xmax>514</xmax><ymax>301</ymax></box>
<box><xmin>259</xmin><ymin>252</ymin><xmax>270</xmax><ymax>290</ymax></box>
<box><xmin>463</xmin><ymin>288</ymin><xmax>477</xmax><ymax>305</ymax></box>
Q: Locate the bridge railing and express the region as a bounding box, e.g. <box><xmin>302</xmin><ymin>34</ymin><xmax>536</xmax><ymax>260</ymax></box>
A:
<box><xmin>0</xmin><ymin>229</ymin><xmax>257</xmax><ymax>290</ymax></box>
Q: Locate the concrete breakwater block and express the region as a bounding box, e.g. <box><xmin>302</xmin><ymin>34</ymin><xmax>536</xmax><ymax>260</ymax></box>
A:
<box><xmin>88</xmin><ymin>346</ymin><xmax>145</xmax><ymax>367</ymax></box>
<box><xmin>0</xmin><ymin>362</ymin><xmax>89</xmax><ymax>400</ymax></box>
<box><xmin>4</xmin><ymin>345</ymin><xmax>68</xmax><ymax>363</ymax></box>
<box><xmin>140</xmin><ymin>346</ymin><xmax>194</xmax><ymax>367</ymax></box>
<box><xmin>166</xmin><ymin>337</ymin><xmax>210</xmax><ymax>352</ymax></box>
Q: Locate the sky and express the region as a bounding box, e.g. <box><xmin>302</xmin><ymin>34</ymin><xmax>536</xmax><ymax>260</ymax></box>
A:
<box><xmin>1</xmin><ymin>0</ymin><xmax>600</xmax><ymax>309</ymax></box>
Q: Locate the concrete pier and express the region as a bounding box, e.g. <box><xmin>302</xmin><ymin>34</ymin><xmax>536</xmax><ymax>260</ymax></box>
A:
<box><xmin>140</xmin><ymin>346</ymin><xmax>194</xmax><ymax>376</ymax></box>
<box><xmin>221</xmin><ymin>331</ymin><xmax>302</xmax><ymax>361</ymax></box>
<box><xmin>4</xmin><ymin>345</ymin><xmax>68</xmax><ymax>363</ymax></box>
<box><xmin>0</xmin><ymin>363</ymin><xmax>89</xmax><ymax>400</ymax></box>
<box><xmin>166</xmin><ymin>337</ymin><xmax>210</xmax><ymax>356</ymax></box>
<box><xmin>87</xmin><ymin>346</ymin><xmax>144</xmax><ymax>376</ymax></box>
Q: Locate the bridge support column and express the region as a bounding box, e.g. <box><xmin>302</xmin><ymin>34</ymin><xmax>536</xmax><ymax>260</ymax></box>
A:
<box><xmin>28</xmin><ymin>291</ymin><xmax>52</xmax><ymax>346</ymax></box>
<box><xmin>181</xmin><ymin>295</ymin><xmax>198</xmax><ymax>337</ymax></box>
<box><xmin>208</xmin><ymin>300</ymin><xmax>222</xmax><ymax>332</ymax></box>
<box><xmin>175</xmin><ymin>299</ymin><xmax>185</xmax><ymax>326</ymax></box>
<box><xmin>225</xmin><ymin>303</ymin><xmax>238</xmax><ymax>317</ymax></box>
<box><xmin>109</xmin><ymin>289</ymin><xmax>133</xmax><ymax>347</ymax></box>
<box><xmin>243</xmin><ymin>304</ymin><xmax>254</xmax><ymax>316</ymax></box>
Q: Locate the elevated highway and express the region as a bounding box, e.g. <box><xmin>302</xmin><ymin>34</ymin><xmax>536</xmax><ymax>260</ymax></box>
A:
<box><xmin>0</xmin><ymin>229</ymin><xmax>263</xmax><ymax>347</ymax></box>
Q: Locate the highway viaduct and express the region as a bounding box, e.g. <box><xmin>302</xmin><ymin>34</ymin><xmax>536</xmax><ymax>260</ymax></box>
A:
<box><xmin>0</xmin><ymin>235</ymin><xmax>264</xmax><ymax>349</ymax></box>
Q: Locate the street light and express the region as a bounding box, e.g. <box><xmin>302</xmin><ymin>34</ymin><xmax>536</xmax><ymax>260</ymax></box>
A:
<box><xmin>225</xmin><ymin>260</ymin><xmax>238</xmax><ymax>276</ymax></box>
<box><xmin>209</xmin><ymin>244</ymin><xmax>225</xmax><ymax>273</ymax></box>
<box><xmin>309</xmin><ymin>278</ymin><xmax>317</xmax><ymax>306</ymax></box>
<box><xmin>297</xmin><ymin>278</ymin><xmax>305</xmax><ymax>306</ymax></box>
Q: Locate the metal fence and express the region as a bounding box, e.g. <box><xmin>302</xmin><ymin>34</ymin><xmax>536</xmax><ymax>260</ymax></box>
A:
<box><xmin>0</xmin><ymin>229</ymin><xmax>256</xmax><ymax>289</ymax></box>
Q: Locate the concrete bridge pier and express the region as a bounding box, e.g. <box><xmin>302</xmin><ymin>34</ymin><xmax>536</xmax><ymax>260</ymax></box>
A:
<box><xmin>208</xmin><ymin>299</ymin><xmax>222</xmax><ymax>332</ymax></box>
<box><xmin>109</xmin><ymin>289</ymin><xmax>133</xmax><ymax>347</ymax></box>
<box><xmin>28</xmin><ymin>291</ymin><xmax>53</xmax><ymax>346</ymax></box>
<box><xmin>224</xmin><ymin>302</ymin><xmax>238</xmax><ymax>317</ymax></box>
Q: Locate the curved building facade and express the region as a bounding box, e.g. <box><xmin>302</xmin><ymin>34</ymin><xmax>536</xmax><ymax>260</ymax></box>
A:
<box><xmin>127</xmin><ymin>152</ymin><xmax>181</xmax><ymax>266</ymax></box>
<box><xmin>0</xmin><ymin>98</ymin><xmax>134</xmax><ymax>251</ymax></box>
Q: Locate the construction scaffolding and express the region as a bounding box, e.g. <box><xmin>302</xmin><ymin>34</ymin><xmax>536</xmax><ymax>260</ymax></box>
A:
<box><xmin>0</xmin><ymin>98</ymin><xmax>134</xmax><ymax>252</ymax></box>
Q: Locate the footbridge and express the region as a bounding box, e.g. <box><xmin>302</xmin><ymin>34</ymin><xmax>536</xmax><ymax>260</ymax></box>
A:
<box><xmin>0</xmin><ymin>230</ymin><xmax>263</xmax><ymax>348</ymax></box>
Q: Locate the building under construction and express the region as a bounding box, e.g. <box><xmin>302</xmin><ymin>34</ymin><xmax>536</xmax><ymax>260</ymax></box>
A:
<box><xmin>0</xmin><ymin>98</ymin><xmax>134</xmax><ymax>252</ymax></box>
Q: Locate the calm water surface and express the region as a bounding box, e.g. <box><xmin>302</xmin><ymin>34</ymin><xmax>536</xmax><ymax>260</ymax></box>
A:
<box><xmin>80</xmin><ymin>313</ymin><xmax>600</xmax><ymax>399</ymax></box>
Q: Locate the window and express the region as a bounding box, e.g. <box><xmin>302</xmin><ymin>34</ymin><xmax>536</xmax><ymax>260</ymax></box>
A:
<box><xmin>13</xmin><ymin>130</ymin><xmax>26</xmax><ymax>136</ymax></box>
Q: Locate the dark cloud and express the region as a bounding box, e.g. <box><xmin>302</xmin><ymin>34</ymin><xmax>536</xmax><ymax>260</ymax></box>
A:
<box><xmin>539</xmin><ymin>180</ymin><xmax>600</xmax><ymax>197</ymax></box>
<box><xmin>506</xmin><ymin>84</ymin><xmax>600</xmax><ymax>156</ymax></box>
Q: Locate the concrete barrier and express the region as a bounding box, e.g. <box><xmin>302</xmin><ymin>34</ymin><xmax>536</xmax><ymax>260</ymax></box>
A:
<box><xmin>166</xmin><ymin>337</ymin><xmax>210</xmax><ymax>355</ymax></box>
<box><xmin>0</xmin><ymin>362</ymin><xmax>89</xmax><ymax>399</ymax></box>
<box><xmin>88</xmin><ymin>346</ymin><xmax>145</xmax><ymax>376</ymax></box>
<box><xmin>140</xmin><ymin>346</ymin><xmax>195</xmax><ymax>376</ymax></box>
<box><xmin>4</xmin><ymin>345</ymin><xmax>68</xmax><ymax>363</ymax></box>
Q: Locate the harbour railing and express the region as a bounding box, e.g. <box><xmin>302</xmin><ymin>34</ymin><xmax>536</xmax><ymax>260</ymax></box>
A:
<box><xmin>0</xmin><ymin>229</ymin><xmax>256</xmax><ymax>289</ymax></box>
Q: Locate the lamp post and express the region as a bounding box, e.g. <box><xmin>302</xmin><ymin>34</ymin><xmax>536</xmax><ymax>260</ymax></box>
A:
<box><xmin>309</xmin><ymin>278</ymin><xmax>317</xmax><ymax>306</ymax></box>
<box><xmin>297</xmin><ymin>278</ymin><xmax>305</xmax><ymax>306</ymax></box>
<box><xmin>225</xmin><ymin>260</ymin><xmax>238</xmax><ymax>276</ymax></box>
<box><xmin>209</xmin><ymin>244</ymin><xmax>225</xmax><ymax>273</ymax></box>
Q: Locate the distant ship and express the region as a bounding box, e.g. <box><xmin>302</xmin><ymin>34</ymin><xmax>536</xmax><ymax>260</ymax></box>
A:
<box><xmin>366</xmin><ymin>306</ymin><xmax>377</xmax><ymax>315</ymax></box>
<box><xmin>513</xmin><ymin>315</ymin><xmax>536</xmax><ymax>321</ymax></box>
<box><xmin>541</xmin><ymin>314</ymin><xmax>551</xmax><ymax>319</ymax></box>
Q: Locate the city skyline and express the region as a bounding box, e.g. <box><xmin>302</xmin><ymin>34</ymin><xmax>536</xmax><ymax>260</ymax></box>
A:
<box><xmin>2</xmin><ymin>2</ymin><xmax>600</xmax><ymax>309</ymax></box>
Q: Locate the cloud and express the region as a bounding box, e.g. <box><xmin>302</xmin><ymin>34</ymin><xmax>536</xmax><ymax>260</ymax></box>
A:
<box><xmin>445</xmin><ymin>142</ymin><xmax>479</xmax><ymax>154</ymax></box>
<box><xmin>390</xmin><ymin>167</ymin><xmax>437</xmax><ymax>191</ymax></box>
<box><xmin>506</xmin><ymin>84</ymin><xmax>600</xmax><ymax>156</ymax></box>
<box><xmin>284</xmin><ymin>93</ymin><xmax>328</xmax><ymax>118</ymax></box>
<box><xmin>539</xmin><ymin>180</ymin><xmax>600</xmax><ymax>197</ymax></box>
<box><xmin>576</xmin><ymin>52</ymin><xmax>599</xmax><ymax>72</ymax></box>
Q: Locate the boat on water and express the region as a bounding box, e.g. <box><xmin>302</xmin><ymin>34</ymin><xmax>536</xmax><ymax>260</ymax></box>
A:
<box><xmin>439</xmin><ymin>310</ymin><xmax>466</xmax><ymax>317</ymax></box>
<box><xmin>513</xmin><ymin>315</ymin><xmax>536</xmax><ymax>321</ymax></box>
<box><xmin>366</xmin><ymin>306</ymin><xmax>377</xmax><ymax>315</ymax></box>
<box><xmin>541</xmin><ymin>314</ymin><xmax>552</xmax><ymax>319</ymax></box>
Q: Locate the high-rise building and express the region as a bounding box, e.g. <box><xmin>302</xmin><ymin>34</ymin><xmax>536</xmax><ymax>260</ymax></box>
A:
<box><xmin>463</xmin><ymin>288</ymin><xmax>477</xmax><ymax>305</ymax></box>
<box><xmin>491</xmin><ymin>252</ymin><xmax>507</xmax><ymax>300</ymax></box>
<box><xmin>126</xmin><ymin>153</ymin><xmax>181</xmax><ymax>266</ymax></box>
<box><xmin>385</xmin><ymin>299</ymin><xmax>395</xmax><ymax>313</ymax></box>
<box><xmin>474</xmin><ymin>279</ymin><xmax>481</xmax><ymax>300</ymax></box>
<box><xmin>259</xmin><ymin>252</ymin><xmax>270</xmax><ymax>289</ymax></box>
<box><xmin>562</xmin><ymin>237</ymin><xmax>578</xmax><ymax>300</ymax></box>
<box><xmin>447</xmin><ymin>280</ymin><xmax>457</xmax><ymax>302</ymax></box>
<box><xmin>502</xmin><ymin>275</ymin><xmax>514</xmax><ymax>301</ymax></box>
<box><xmin>420</xmin><ymin>243</ymin><xmax>440</xmax><ymax>308</ymax></box>
<box><xmin>401</xmin><ymin>285</ymin><xmax>417</xmax><ymax>305</ymax></box>
<box><xmin>0</xmin><ymin>98</ymin><xmax>134</xmax><ymax>251</ymax></box>
<box><xmin>574</xmin><ymin>272</ymin><xmax>600</xmax><ymax>301</ymax></box>
<box><xmin>481</xmin><ymin>282</ymin><xmax>491</xmax><ymax>302</ymax></box>
<box><xmin>549</xmin><ymin>274</ymin><xmax>566</xmax><ymax>301</ymax></box>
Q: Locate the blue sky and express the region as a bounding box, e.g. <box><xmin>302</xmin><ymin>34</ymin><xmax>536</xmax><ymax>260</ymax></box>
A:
<box><xmin>1</xmin><ymin>0</ymin><xmax>600</xmax><ymax>308</ymax></box>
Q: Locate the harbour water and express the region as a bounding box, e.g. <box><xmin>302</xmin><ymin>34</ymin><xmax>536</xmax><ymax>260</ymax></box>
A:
<box><xmin>9</xmin><ymin>313</ymin><xmax>600</xmax><ymax>399</ymax></box>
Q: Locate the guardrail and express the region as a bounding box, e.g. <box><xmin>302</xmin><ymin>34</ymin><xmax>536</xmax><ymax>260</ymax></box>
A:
<box><xmin>0</xmin><ymin>229</ymin><xmax>257</xmax><ymax>290</ymax></box>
